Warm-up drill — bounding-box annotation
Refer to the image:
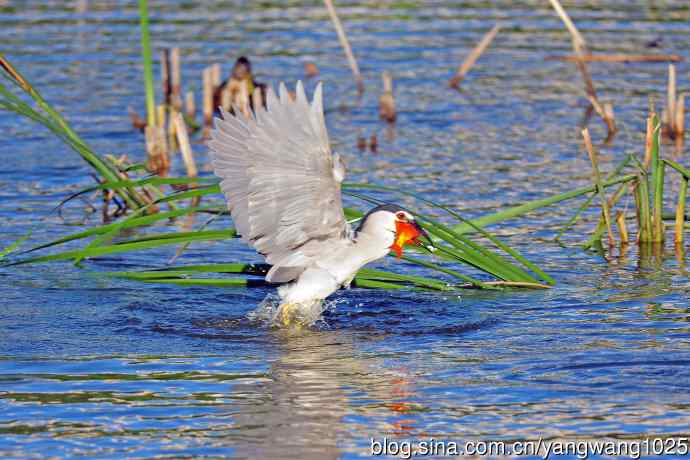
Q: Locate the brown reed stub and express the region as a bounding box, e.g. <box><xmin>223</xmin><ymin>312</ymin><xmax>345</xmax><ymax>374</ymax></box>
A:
<box><xmin>171</xmin><ymin>47</ymin><xmax>182</xmax><ymax>111</ymax></box>
<box><xmin>173</xmin><ymin>112</ymin><xmax>198</xmax><ymax>199</ymax></box>
<box><xmin>202</xmin><ymin>67</ymin><xmax>213</xmax><ymax>135</ymax></box>
<box><xmin>615</xmin><ymin>211</ymin><xmax>629</xmax><ymax>245</ymax></box>
<box><xmin>145</xmin><ymin>125</ymin><xmax>170</xmax><ymax>176</ymax></box>
<box><xmin>323</xmin><ymin>0</ymin><xmax>364</xmax><ymax>94</ymax></box>
<box><xmin>545</xmin><ymin>54</ymin><xmax>682</xmax><ymax>63</ymax></box>
<box><xmin>128</xmin><ymin>106</ymin><xmax>147</xmax><ymax>132</ymax></box>
<box><xmin>161</xmin><ymin>48</ymin><xmax>171</xmax><ymax>106</ymax></box>
<box><xmin>304</xmin><ymin>62</ymin><xmax>320</xmax><ymax>78</ymax></box>
<box><xmin>449</xmin><ymin>24</ymin><xmax>500</xmax><ymax>89</ymax></box>
<box><xmin>185</xmin><ymin>91</ymin><xmax>195</xmax><ymax>120</ymax></box>
<box><xmin>369</xmin><ymin>132</ymin><xmax>378</xmax><ymax>152</ymax></box>
<box><xmin>661</xmin><ymin>64</ymin><xmax>686</xmax><ymax>142</ymax></box>
<box><xmin>379</xmin><ymin>71</ymin><xmax>396</xmax><ymax>123</ymax></box>
<box><xmin>0</xmin><ymin>52</ymin><xmax>30</xmax><ymax>92</ymax></box>
<box><xmin>582</xmin><ymin>128</ymin><xmax>615</xmax><ymax>247</ymax></box>
<box><xmin>357</xmin><ymin>134</ymin><xmax>366</xmax><ymax>151</ymax></box>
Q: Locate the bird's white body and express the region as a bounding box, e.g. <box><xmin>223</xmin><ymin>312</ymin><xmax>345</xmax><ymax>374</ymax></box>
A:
<box><xmin>278</xmin><ymin>215</ymin><xmax>396</xmax><ymax>304</ymax></box>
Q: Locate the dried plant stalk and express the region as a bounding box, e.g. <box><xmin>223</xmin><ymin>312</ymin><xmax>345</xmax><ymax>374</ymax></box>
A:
<box><xmin>323</xmin><ymin>0</ymin><xmax>364</xmax><ymax>94</ymax></box>
<box><xmin>675</xmin><ymin>177</ymin><xmax>688</xmax><ymax>244</ymax></box>
<box><xmin>582</xmin><ymin>128</ymin><xmax>615</xmax><ymax>246</ymax></box>
<box><xmin>252</xmin><ymin>87</ymin><xmax>264</xmax><ymax>110</ymax></box>
<box><xmin>676</xmin><ymin>93</ymin><xmax>685</xmax><ymax>138</ymax></box>
<box><xmin>202</xmin><ymin>67</ymin><xmax>213</xmax><ymax>132</ymax></box>
<box><xmin>547</xmin><ymin>0</ymin><xmax>587</xmax><ymax>53</ymax></box>
<box><xmin>185</xmin><ymin>91</ymin><xmax>195</xmax><ymax>120</ymax></box>
<box><xmin>161</xmin><ymin>48</ymin><xmax>171</xmax><ymax>105</ymax></box>
<box><xmin>211</xmin><ymin>63</ymin><xmax>221</xmax><ymax>90</ymax></box>
<box><xmin>171</xmin><ymin>47</ymin><xmax>182</xmax><ymax>110</ymax></box>
<box><xmin>546</xmin><ymin>54</ymin><xmax>682</xmax><ymax>63</ymax></box>
<box><xmin>173</xmin><ymin>112</ymin><xmax>197</xmax><ymax>179</ymax></box>
<box><xmin>668</xmin><ymin>64</ymin><xmax>677</xmax><ymax>134</ymax></box>
<box><xmin>615</xmin><ymin>211</ymin><xmax>628</xmax><ymax>244</ymax></box>
<box><xmin>379</xmin><ymin>71</ymin><xmax>396</xmax><ymax>123</ymax></box>
<box><xmin>449</xmin><ymin>24</ymin><xmax>500</xmax><ymax>89</ymax></box>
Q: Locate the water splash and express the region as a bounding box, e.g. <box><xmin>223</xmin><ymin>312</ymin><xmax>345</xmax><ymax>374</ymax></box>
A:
<box><xmin>247</xmin><ymin>294</ymin><xmax>346</xmax><ymax>328</ymax></box>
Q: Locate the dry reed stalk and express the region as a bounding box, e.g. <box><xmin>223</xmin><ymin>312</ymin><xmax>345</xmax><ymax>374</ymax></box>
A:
<box><xmin>323</xmin><ymin>0</ymin><xmax>364</xmax><ymax>94</ymax></box>
<box><xmin>156</xmin><ymin>104</ymin><xmax>166</xmax><ymax>130</ymax></box>
<box><xmin>449</xmin><ymin>24</ymin><xmax>500</xmax><ymax>89</ymax></box>
<box><xmin>379</xmin><ymin>71</ymin><xmax>396</xmax><ymax>123</ymax></box>
<box><xmin>547</xmin><ymin>0</ymin><xmax>587</xmax><ymax>53</ymax></box>
<box><xmin>173</xmin><ymin>112</ymin><xmax>198</xmax><ymax>183</ymax></box>
<box><xmin>369</xmin><ymin>132</ymin><xmax>378</xmax><ymax>152</ymax></box>
<box><xmin>546</xmin><ymin>54</ymin><xmax>682</xmax><ymax>63</ymax></box>
<box><xmin>675</xmin><ymin>177</ymin><xmax>688</xmax><ymax>245</ymax></box>
<box><xmin>676</xmin><ymin>92</ymin><xmax>685</xmax><ymax>138</ymax></box>
<box><xmin>202</xmin><ymin>67</ymin><xmax>213</xmax><ymax>135</ymax></box>
<box><xmin>128</xmin><ymin>106</ymin><xmax>147</xmax><ymax>131</ymax></box>
<box><xmin>252</xmin><ymin>87</ymin><xmax>263</xmax><ymax>110</ymax></box>
<box><xmin>211</xmin><ymin>63</ymin><xmax>222</xmax><ymax>90</ymax></box>
<box><xmin>304</xmin><ymin>62</ymin><xmax>320</xmax><ymax>78</ymax></box>
<box><xmin>145</xmin><ymin>125</ymin><xmax>170</xmax><ymax>176</ymax></box>
<box><xmin>220</xmin><ymin>86</ymin><xmax>232</xmax><ymax>112</ymax></box>
<box><xmin>239</xmin><ymin>80</ymin><xmax>251</xmax><ymax>117</ymax></box>
<box><xmin>161</xmin><ymin>48</ymin><xmax>171</xmax><ymax>106</ymax></box>
<box><xmin>615</xmin><ymin>211</ymin><xmax>628</xmax><ymax>244</ymax></box>
<box><xmin>582</xmin><ymin>128</ymin><xmax>615</xmax><ymax>246</ymax></box>
<box><xmin>548</xmin><ymin>0</ymin><xmax>616</xmax><ymax>137</ymax></box>
<box><xmin>171</xmin><ymin>47</ymin><xmax>182</xmax><ymax>110</ymax></box>
<box><xmin>644</xmin><ymin>113</ymin><xmax>654</xmax><ymax>168</ymax></box>
<box><xmin>668</xmin><ymin>64</ymin><xmax>677</xmax><ymax>134</ymax></box>
<box><xmin>185</xmin><ymin>91</ymin><xmax>195</xmax><ymax>120</ymax></box>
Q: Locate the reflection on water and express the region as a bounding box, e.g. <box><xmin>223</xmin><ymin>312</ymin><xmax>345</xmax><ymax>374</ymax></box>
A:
<box><xmin>2</xmin><ymin>0</ymin><xmax>690</xmax><ymax>458</ymax></box>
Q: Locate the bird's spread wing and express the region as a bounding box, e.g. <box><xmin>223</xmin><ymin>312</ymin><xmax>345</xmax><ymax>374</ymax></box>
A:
<box><xmin>209</xmin><ymin>81</ymin><xmax>350</xmax><ymax>283</ymax></box>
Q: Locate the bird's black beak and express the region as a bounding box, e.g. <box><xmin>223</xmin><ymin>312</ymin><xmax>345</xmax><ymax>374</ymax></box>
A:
<box><xmin>413</xmin><ymin>221</ymin><xmax>436</xmax><ymax>252</ymax></box>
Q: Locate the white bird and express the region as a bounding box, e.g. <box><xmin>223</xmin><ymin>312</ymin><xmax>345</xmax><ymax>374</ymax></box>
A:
<box><xmin>209</xmin><ymin>82</ymin><xmax>430</xmax><ymax>326</ymax></box>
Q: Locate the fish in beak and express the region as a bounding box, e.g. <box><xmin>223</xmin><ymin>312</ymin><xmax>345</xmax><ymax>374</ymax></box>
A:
<box><xmin>391</xmin><ymin>220</ymin><xmax>433</xmax><ymax>258</ymax></box>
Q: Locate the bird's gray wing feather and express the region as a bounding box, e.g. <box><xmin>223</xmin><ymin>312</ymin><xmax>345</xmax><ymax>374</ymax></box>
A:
<box><xmin>209</xmin><ymin>81</ymin><xmax>349</xmax><ymax>283</ymax></box>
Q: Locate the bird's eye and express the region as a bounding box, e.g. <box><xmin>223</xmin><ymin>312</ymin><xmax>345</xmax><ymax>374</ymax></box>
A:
<box><xmin>396</xmin><ymin>212</ymin><xmax>407</xmax><ymax>221</ymax></box>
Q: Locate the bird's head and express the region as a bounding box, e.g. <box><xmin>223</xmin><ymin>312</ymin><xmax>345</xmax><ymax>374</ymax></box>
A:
<box><xmin>356</xmin><ymin>204</ymin><xmax>433</xmax><ymax>258</ymax></box>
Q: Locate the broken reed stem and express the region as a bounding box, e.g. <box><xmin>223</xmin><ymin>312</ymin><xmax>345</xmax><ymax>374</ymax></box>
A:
<box><xmin>379</xmin><ymin>71</ymin><xmax>396</xmax><ymax>123</ymax></box>
<box><xmin>582</xmin><ymin>128</ymin><xmax>615</xmax><ymax>246</ymax></box>
<box><xmin>171</xmin><ymin>47</ymin><xmax>181</xmax><ymax>111</ymax></box>
<box><xmin>220</xmin><ymin>86</ymin><xmax>231</xmax><ymax>112</ymax></box>
<box><xmin>210</xmin><ymin>63</ymin><xmax>221</xmax><ymax>90</ymax></box>
<box><xmin>156</xmin><ymin>104</ymin><xmax>166</xmax><ymax>130</ymax></box>
<box><xmin>239</xmin><ymin>80</ymin><xmax>251</xmax><ymax>117</ymax></box>
<box><xmin>676</xmin><ymin>177</ymin><xmax>688</xmax><ymax>244</ymax></box>
<box><xmin>545</xmin><ymin>54</ymin><xmax>683</xmax><ymax>63</ymax></box>
<box><xmin>144</xmin><ymin>125</ymin><xmax>169</xmax><ymax>176</ymax></box>
<box><xmin>644</xmin><ymin>113</ymin><xmax>654</xmax><ymax>168</ymax></box>
<box><xmin>676</xmin><ymin>93</ymin><xmax>685</xmax><ymax>139</ymax></box>
<box><xmin>252</xmin><ymin>86</ymin><xmax>263</xmax><ymax>110</ymax></box>
<box><xmin>615</xmin><ymin>211</ymin><xmax>628</xmax><ymax>244</ymax></box>
<box><xmin>173</xmin><ymin>112</ymin><xmax>198</xmax><ymax>205</ymax></box>
<box><xmin>202</xmin><ymin>67</ymin><xmax>213</xmax><ymax>135</ymax></box>
<box><xmin>635</xmin><ymin>174</ymin><xmax>653</xmax><ymax>243</ymax></box>
<box><xmin>161</xmin><ymin>48</ymin><xmax>171</xmax><ymax>106</ymax></box>
<box><xmin>668</xmin><ymin>64</ymin><xmax>677</xmax><ymax>134</ymax></box>
<box><xmin>547</xmin><ymin>0</ymin><xmax>587</xmax><ymax>53</ymax></box>
<box><xmin>185</xmin><ymin>91</ymin><xmax>195</xmax><ymax>120</ymax></box>
<box><xmin>449</xmin><ymin>24</ymin><xmax>500</xmax><ymax>89</ymax></box>
<box><xmin>323</xmin><ymin>0</ymin><xmax>364</xmax><ymax>94</ymax></box>
<box><xmin>138</xmin><ymin>0</ymin><xmax>156</xmax><ymax>127</ymax></box>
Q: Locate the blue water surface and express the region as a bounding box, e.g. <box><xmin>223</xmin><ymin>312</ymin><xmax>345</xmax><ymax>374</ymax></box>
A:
<box><xmin>2</xmin><ymin>1</ymin><xmax>690</xmax><ymax>458</ymax></box>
